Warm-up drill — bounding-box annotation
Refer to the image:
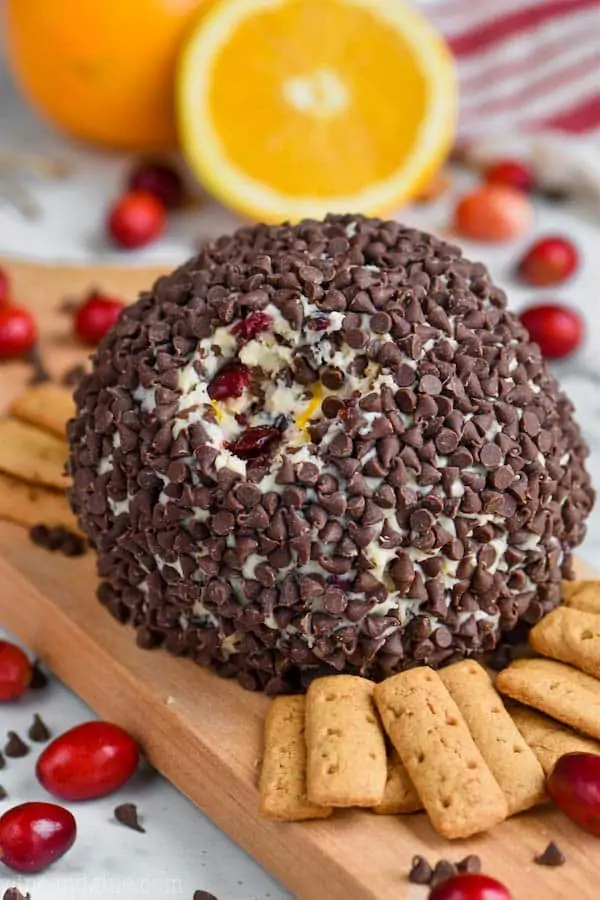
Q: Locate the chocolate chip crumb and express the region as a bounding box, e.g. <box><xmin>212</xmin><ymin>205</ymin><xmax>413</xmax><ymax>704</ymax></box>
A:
<box><xmin>408</xmin><ymin>855</ymin><xmax>433</xmax><ymax>885</ymax></box>
<box><xmin>0</xmin><ymin>751</ymin><xmax>5</xmax><ymax>770</ymax></box>
<box><xmin>28</xmin><ymin>524</ymin><xmax>87</xmax><ymax>557</ymax></box>
<box><xmin>3</xmin><ymin>889</ymin><xmax>31</xmax><ymax>900</ymax></box>
<box><xmin>456</xmin><ymin>854</ymin><xmax>482</xmax><ymax>874</ymax></box>
<box><xmin>193</xmin><ymin>893</ymin><xmax>219</xmax><ymax>900</ymax></box>
<box><xmin>534</xmin><ymin>841</ymin><xmax>565</xmax><ymax>867</ymax></box>
<box><xmin>0</xmin><ymin>785</ymin><xmax>7</xmax><ymax>799</ymax></box>
<box><xmin>26</xmin><ymin>344</ymin><xmax>50</xmax><ymax>385</ymax></box>
<box><xmin>29</xmin><ymin>661</ymin><xmax>49</xmax><ymax>690</ymax></box>
<box><xmin>431</xmin><ymin>860</ymin><xmax>458</xmax><ymax>886</ymax></box>
<box><xmin>4</xmin><ymin>732</ymin><xmax>28</xmax><ymax>758</ymax></box>
<box><xmin>114</xmin><ymin>802</ymin><xmax>145</xmax><ymax>833</ymax></box>
<box><xmin>28</xmin><ymin>714</ymin><xmax>51</xmax><ymax>743</ymax></box>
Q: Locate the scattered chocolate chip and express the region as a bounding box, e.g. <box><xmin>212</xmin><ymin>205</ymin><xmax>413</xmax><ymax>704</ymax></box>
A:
<box><xmin>29</xmin><ymin>661</ymin><xmax>49</xmax><ymax>690</ymax></box>
<box><xmin>0</xmin><ymin>785</ymin><xmax>7</xmax><ymax>799</ymax></box>
<box><xmin>408</xmin><ymin>855</ymin><xmax>433</xmax><ymax>885</ymax></box>
<box><xmin>3</xmin><ymin>889</ymin><xmax>31</xmax><ymax>900</ymax></box>
<box><xmin>27</xmin><ymin>714</ymin><xmax>50</xmax><ymax>743</ymax></box>
<box><xmin>114</xmin><ymin>802</ymin><xmax>145</xmax><ymax>833</ymax></box>
<box><xmin>431</xmin><ymin>860</ymin><xmax>458</xmax><ymax>887</ymax></box>
<box><xmin>193</xmin><ymin>893</ymin><xmax>219</xmax><ymax>900</ymax></box>
<box><xmin>4</xmin><ymin>732</ymin><xmax>28</xmax><ymax>758</ymax></box>
<box><xmin>456</xmin><ymin>854</ymin><xmax>481</xmax><ymax>874</ymax></box>
<box><xmin>0</xmin><ymin>751</ymin><xmax>5</xmax><ymax>770</ymax></box>
<box><xmin>26</xmin><ymin>344</ymin><xmax>50</xmax><ymax>385</ymax></box>
<box><xmin>534</xmin><ymin>841</ymin><xmax>565</xmax><ymax>867</ymax></box>
<box><xmin>28</xmin><ymin>524</ymin><xmax>87</xmax><ymax>557</ymax></box>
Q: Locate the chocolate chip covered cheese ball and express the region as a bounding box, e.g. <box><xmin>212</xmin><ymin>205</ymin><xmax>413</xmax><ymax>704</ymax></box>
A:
<box><xmin>68</xmin><ymin>215</ymin><xmax>593</xmax><ymax>693</ymax></box>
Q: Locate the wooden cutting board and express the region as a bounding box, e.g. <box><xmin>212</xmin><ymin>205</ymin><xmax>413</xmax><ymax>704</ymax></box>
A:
<box><xmin>0</xmin><ymin>259</ymin><xmax>597</xmax><ymax>900</ymax></box>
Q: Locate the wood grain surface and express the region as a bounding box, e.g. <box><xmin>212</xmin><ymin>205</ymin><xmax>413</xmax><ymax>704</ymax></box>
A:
<box><xmin>0</xmin><ymin>259</ymin><xmax>598</xmax><ymax>900</ymax></box>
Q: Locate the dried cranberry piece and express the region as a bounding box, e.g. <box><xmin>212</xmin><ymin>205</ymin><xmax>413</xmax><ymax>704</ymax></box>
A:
<box><xmin>309</xmin><ymin>316</ymin><xmax>330</xmax><ymax>331</ymax></box>
<box><xmin>227</xmin><ymin>426</ymin><xmax>281</xmax><ymax>460</ymax></box>
<box><xmin>232</xmin><ymin>312</ymin><xmax>272</xmax><ymax>342</ymax></box>
<box><xmin>208</xmin><ymin>363</ymin><xmax>250</xmax><ymax>401</ymax></box>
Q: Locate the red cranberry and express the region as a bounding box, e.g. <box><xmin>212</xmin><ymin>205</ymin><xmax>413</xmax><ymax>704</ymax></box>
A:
<box><xmin>208</xmin><ymin>363</ymin><xmax>250</xmax><ymax>401</ymax></box>
<box><xmin>128</xmin><ymin>159</ymin><xmax>184</xmax><ymax>209</ymax></box>
<box><xmin>108</xmin><ymin>190</ymin><xmax>166</xmax><ymax>249</ymax></box>
<box><xmin>0</xmin><ymin>267</ymin><xmax>11</xmax><ymax>308</ymax></box>
<box><xmin>227</xmin><ymin>426</ymin><xmax>282</xmax><ymax>460</ymax></box>
<box><xmin>519</xmin><ymin>302</ymin><xmax>583</xmax><ymax>359</ymax></box>
<box><xmin>429</xmin><ymin>873</ymin><xmax>512</xmax><ymax>900</ymax></box>
<box><xmin>547</xmin><ymin>752</ymin><xmax>600</xmax><ymax>835</ymax></box>
<box><xmin>485</xmin><ymin>159</ymin><xmax>535</xmax><ymax>193</ymax></box>
<box><xmin>232</xmin><ymin>311</ymin><xmax>273</xmax><ymax>342</ymax></box>
<box><xmin>36</xmin><ymin>721</ymin><xmax>140</xmax><ymax>801</ymax></box>
<box><xmin>74</xmin><ymin>291</ymin><xmax>125</xmax><ymax>345</ymax></box>
<box><xmin>516</xmin><ymin>236</ymin><xmax>579</xmax><ymax>286</ymax></box>
<box><xmin>0</xmin><ymin>305</ymin><xmax>37</xmax><ymax>359</ymax></box>
<box><xmin>0</xmin><ymin>640</ymin><xmax>32</xmax><ymax>701</ymax></box>
<box><xmin>0</xmin><ymin>802</ymin><xmax>76</xmax><ymax>872</ymax></box>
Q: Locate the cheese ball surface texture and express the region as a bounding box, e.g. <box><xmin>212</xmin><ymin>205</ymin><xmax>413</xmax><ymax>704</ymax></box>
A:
<box><xmin>68</xmin><ymin>215</ymin><xmax>593</xmax><ymax>693</ymax></box>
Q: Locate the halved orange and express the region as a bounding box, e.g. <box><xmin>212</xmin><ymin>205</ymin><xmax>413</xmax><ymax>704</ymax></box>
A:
<box><xmin>178</xmin><ymin>0</ymin><xmax>458</xmax><ymax>222</ymax></box>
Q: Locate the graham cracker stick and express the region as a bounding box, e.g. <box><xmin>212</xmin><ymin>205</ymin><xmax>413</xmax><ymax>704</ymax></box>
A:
<box><xmin>0</xmin><ymin>472</ymin><xmax>80</xmax><ymax>533</ymax></box>
<box><xmin>372</xmin><ymin>749</ymin><xmax>421</xmax><ymax>815</ymax></box>
<box><xmin>374</xmin><ymin>667</ymin><xmax>508</xmax><ymax>839</ymax></box>
<box><xmin>530</xmin><ymin>606</ymin><xmax>600</xmax><ymax>679</ymax></box>
<box><xmin>305</xmin><ymin>675</ymin><xmax>387</xmax><ymax>808</ymax></box>
<box><xmin>563</xmin><ymin>581</ymin><xmax>600</xmax><ymax>615</ymax></box>
<box><xmin>497</xmin><ymin>658</ymin><xmax>600</xmax><ymax>741</ymax></box>
<box><xmin>440</xmin><ymin>660</ymin><xmax>545</xmax><ymax>813</ymax></box>
<box><xmin>259</xmin><ymin>696</ymin><xmax>331</xmax><ymax>821</ymax></box>
<box><xmin>510</xmin><ymin>706</ymin><xmax>600</xmax><ymax>775</ymax></box>
<box><xmin>10</xmin><ymin>383</ymin><xmax>75</xmax><ymax>440</ymax></box>
<box><xmin>0</xmin><ymin>419</ymin><xmax>67</xmax><ymax>490</ymax></box>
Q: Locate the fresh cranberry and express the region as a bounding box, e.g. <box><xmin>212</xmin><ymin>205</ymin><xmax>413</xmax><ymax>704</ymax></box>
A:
<box><xmin>0</xmin><ymin>640</ymin><xmax>32</xmax><ymax>701</ymax></box>
<box><xmin>36</xmin><ymin>721</ymin><xmax>140</xmax><ymax>801</ymax></box>
<box><xmin>0</xmin><ymin>802</ymin><xmax>76</xmax><ymax>872</ymax></box>
<box><xmin>128</xmin><ymin>159</ymin><xmax>184</xmax><ymax>209</ymax></box>
<box><xmin>516</xmin><ymin>236</ymin><xmax>579</xmax><ymax>286</ymax></box>
<box><xmin>74</xmin><ymin>291</ymin><xmax>125</xmax><ymax>345</ymax></box>
<box><xmin>519</xmin><ymin>302</ymin><xmax>583</xmax><ymax>359</ymax></box>
<box><xmin>227</xmin><ymin>426</ymin><xmax>282</xmax><ymax>460</ymax></box>
<box><xmin>232</xmin><ymin>311</ymin><xmax>273</xmax><ymax>343</ymax></box>
<box><xmin>547</xmin><ymin>752</ymin><xmax>600</xmax><ymax>835</ymax></box>
<box><xmin>485</xmin><ymin>159</ymin><xmax>535</xmax><ymax>193</ymax></box>
<box><xmin>208</xmin><ymin>363</ymin><xmax>250</xmax><ymax>401</ymax></box>
<box><xmin>454</xmin><ymin>185</ymin><xmax>533</xmax><ymax>242</ymax></box>
<box><xmin>107</xmin><ymin>191</ymin><xmax>166</xmax><ymax>249</ymax></box>
<box><xmin>0</xmin><ymin>305</ymin><xmax>37</xmax><ymax>359</ymax></box>
<box><xmin>428</xmin><ymin>873</ymin><xmax>512</xmax><ymax>900</ymax></box>
<box><xmin>0</xmin><ymin>268</ymin><xmax>11</xmax><ymax>308</ymax></box>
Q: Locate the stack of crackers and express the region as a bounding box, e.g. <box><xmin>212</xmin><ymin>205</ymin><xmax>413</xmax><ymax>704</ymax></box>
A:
<box><xmin>0</xmin><ymin>382</ymin><xmax>78</xmax><ymax>533</ymax></box>
<box><xmin>260</xmin><ymin>581</ymin><xmax>600</xmax><ymax>840</ymax></box>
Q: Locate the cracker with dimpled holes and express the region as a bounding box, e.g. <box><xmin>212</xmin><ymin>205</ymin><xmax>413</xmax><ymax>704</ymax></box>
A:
<box><xmin>0</xmin><ymin>419</ymin><xmax>67</xmax><ymax>490</ymax></box>
<box><xmin>10</xmin><ymin>383</ymin><xmax>75</xmax><ymax>440</ymax></box>
<box><xmin>259</xmin><ymin>695</ymin><xmax>332</xmax><ymax>821</ymax></box>
<box><xmin>374</xmin><ymin>667</ymin><xmax>508</xmax><ymax>839</ymax></box>
<box><xmin>305</xmin><ymin>675</ymin><xmax>387</xmax><ymax>808</ymax></box>
<box><xmin>497</xmin><ymin>658</ymin><xmax>600</xmax><ymax>741</ymax></box>
<box><xmin>0</xmin><ymin>472</ymin><xmax>80</xmax><ymax>533</ymax></box>
<box><xmin>510</xmin><ymin>706</ymin><xmax>600</xmax><ymax>775</ymax></box>
<box><xmin>372</xmin><ymin>749</ymin><xmax>421</xmax><ymax>815</ymax></box>
<box><xmin>530</xmin><ymin>606</ymin><xmax>600</xmax><ymax>679</ymax></box>
<box><xmin>562</xmin><ymin>580</ymin><xmax>600</xmax><ymax>615</ymax></box>
<box><xmin>439</xmin><ymin>660</ymin><xmax>545</xmax><ymax>813</ymax></box>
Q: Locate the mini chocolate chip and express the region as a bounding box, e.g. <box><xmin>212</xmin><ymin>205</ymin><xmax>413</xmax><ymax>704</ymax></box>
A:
<box><xmin>4</xmin><ymin>732</ymin><xmax>28</xmax><ymax>758</ymax></box>
<box><xmin>534</xmin><ymin>841</ymin><xmax>565</xmax><ymax>867</ymax></box>
<box><xmin>419</xmin><ymin>374</ymin><xmax>442</xmax><ymax>395</ymax></box>
<box><xmin>29</xmin><ymin>661</ymin><xmax>49</xmax><ymax>690</ymax></box>
<box><xmin>456</xmin><ymin>855</ymin><xmax>482</xmax><ymax>874</ymax></box>
<box><xmin>431</xmin><ymin>860</ymin><xmax>458</xmax><ymax>887</ymax></box>
<box><xmin>3</xmin><ymin>889</ymin><xmax>31</xmax><ymax>900</ymax></box>
<box><xmin>114</xmin><ymin>802</ymin><xmax>145</xmax><ymax>833</ymax></box>
<box><xmin>27</xmin><ymin>714</ymin><xmax>50</xmax><ymax>743</ymax></box>
<box><xmin>408</xmin><ymin>855</ymin><xmax>433</xmax><ymax>885</ymax></box>
<box><xmin>193</xmin><ymin>892</ymin><xmax>219</xmax><ymax>900</ymax></box>
<box><xmin>0</xmin><ymin>752</ymin><xmax>4</xmax><ymax>770</ymax></box>
<box><xmin>480</xmin><ymin>443</ymin><xmax>503</xmax><ymax>468</ymax></box>
<box><xmin>371</xmin><ymin>312</ymin><xmax>392</xmax><ymax>333</ymax></box>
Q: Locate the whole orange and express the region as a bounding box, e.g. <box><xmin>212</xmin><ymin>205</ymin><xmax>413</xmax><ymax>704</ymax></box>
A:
<box><xmin>3</xmin><ymin>0</ymin><xmax>209</xmax><ymax>150</ymax></box>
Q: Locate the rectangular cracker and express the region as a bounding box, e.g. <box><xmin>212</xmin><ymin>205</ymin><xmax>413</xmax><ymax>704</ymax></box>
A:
<box><xmin>439</xmin><ymin>660</ymin><xmax>545</xmax><ymax>814</ymax></box>
<box><xmin>372</xmin><ymin>749</ymin><xmax>421</xmax><ymax>815</ymax></box>
<box><xmin>510</xmin><ymin>706</ymin><xmax>600</xmax><ymax>775</ymax></box>
<box><xmin>305</xmin><ymin>675</ymin><xmax>387</xmax><ymax>808</ymax></box>
<box><xmin>497</xmin><ymin>658</ymin><xmax>600</xmax><ymax>741</ymax></box>
<box><xmin>10</xmin><ymin>383</ymin><xmax>75</xmax><ymax>440</ymax></box>
<box><xmin>259</xmin><ymin>696</ymin><xmax>332</xmax><ymax>821</ymax></box>
<box><xmin>0</xmin><ymin>472</ymin><xmax>80</xmax><ymax>533</ymax></box>
<box><xmin>563</xmin><ymin>580</ymin><xmax>600</xmax><ymax>615</ymax></box>
<box><xmin>530</xmin><ymin>605</ymin><xmax>600</xmax><ymax>679</ymax></box>
<box><xmin>374</xmin><ymin>667</ymin><xmax>508</xmax><ymax>839</ymax></box>
<box><xmin>0</xmin><ymin>419</ymin><xmax>67</xmax><ymax>490</ymax></box>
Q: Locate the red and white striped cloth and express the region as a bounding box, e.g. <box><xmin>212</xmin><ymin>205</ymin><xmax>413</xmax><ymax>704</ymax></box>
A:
<box><xmin>427</xmin><ymin>0</ymin><xmax>600</xmax><ymax>139</ymax></box>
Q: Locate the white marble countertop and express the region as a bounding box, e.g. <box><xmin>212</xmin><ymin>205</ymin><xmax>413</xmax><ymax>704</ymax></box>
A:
<box><xmin>1</xmin><ymin>53</ymin><xmax>600</xmax><ymax>900</ymax></box>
